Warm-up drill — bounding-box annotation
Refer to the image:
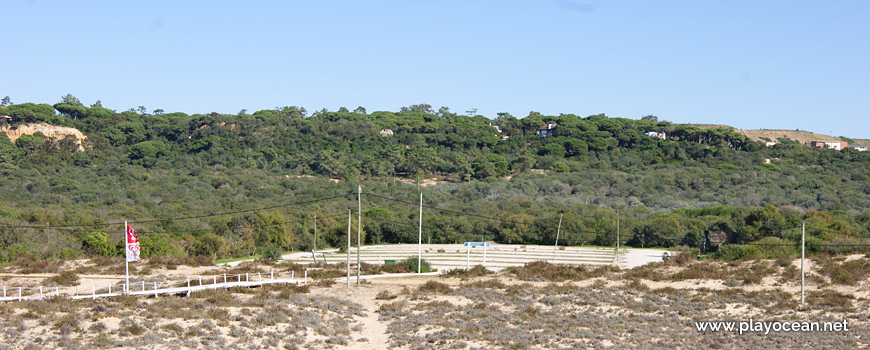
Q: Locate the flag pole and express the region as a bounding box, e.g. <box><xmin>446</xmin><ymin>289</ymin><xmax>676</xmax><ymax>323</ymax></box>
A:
<box><xmin>124</xmin><ymin>221</ymin><xmax>129</xmax><ymax>294</ymax></box>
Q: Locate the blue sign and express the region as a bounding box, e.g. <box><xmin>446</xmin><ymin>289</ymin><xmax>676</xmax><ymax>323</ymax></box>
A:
<box><xmin>464</xmin><ymin>242</ymin><xmax>490</xmax><ymax>247</ymax></box>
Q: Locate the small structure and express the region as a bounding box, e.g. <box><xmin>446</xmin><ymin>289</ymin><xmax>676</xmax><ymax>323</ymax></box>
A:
<box><xmin>764</xmin><ymin>141</ymin><xmax>778</xmax><ymax>147</ymax></box>
<box><xmin>536</xmin><ymin>123</ymin><xmax>557</xmax><ymax>136</ymax></box>
<box><xmin>379</xmin><ymin>128</ymin><xmax>394</xmax><ymax>137</ymax></box>
<box><xmin>645</xmin><ymin>131</ymin><xmax>666</xmax><ymax>139</ymax></box>
<box><xmin>851</xmin><ymin>145</ymin><xmax>868</xmax><ymax>152</ymax></box>
<box><xmin>0</xmin><ymin>106</ymin><xmax>9</xmax><ymax>121</ymax></box>
<box><xmin>807</xmin><ymin>140</ymin><xmax>848</xmax><ymax>150</ymax></box>
<box><xmin>464</xmin><ymin>242</ymin><xmax>490</xmax><ymax>269</ymax></box>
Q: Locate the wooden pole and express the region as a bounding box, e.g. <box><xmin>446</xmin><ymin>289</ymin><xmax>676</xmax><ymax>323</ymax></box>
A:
<box><xmin>418</xmin><ymin>192</ymin><xmax>423</xmax><ymax>273</ymax></box>
<box><xmin>616</xmin><ymin>209</ymin><xmax>620</xmax><ymax>265</ymax></box>
<box><xmin>125</xmin><ymin>221</ymin><xmax>129</xmax><ymax>295</ymax></box>
<box><xmin>347</xmin><ymin>208</ymin><xmax>351</xmax><ymax>288</ymax></box>
<box><xmin>553</xmin><ymin>213</ymin><xmax>563</xmax><ymax>263</ymax></box>
<box><xmin>357</xmin><ymin>185</ymin><xmax>362</xmax><ymax>286</ymax></box>
<box><xmin>313</xmin><ymin>215</ymin><xmax>317</xmax><ymax>255</ymax></box>
<box><xmin>801</xmin><ymin>221</ymin><xmax>807</xmax><ymax>305</ymax></box>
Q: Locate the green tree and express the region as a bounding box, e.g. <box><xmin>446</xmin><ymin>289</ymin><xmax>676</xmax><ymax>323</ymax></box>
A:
<box><xmin>550</xmin><ymin>162</ymin><xmax>569</xmax><ymax>172</ymax></box>
<box><xmin>60</xmin><ymin>94</ymin><xmax>82</xmax><ymax>106</ymax></box>
<box><xmin>82</xmin><ymin>231</ymin><xmax>116</xmax><ymax>257</ymax></box>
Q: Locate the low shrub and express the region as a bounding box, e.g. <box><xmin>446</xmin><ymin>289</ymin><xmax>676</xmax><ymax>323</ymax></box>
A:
<box><xmin>399</xmin><ymin>257</ymin><xmax>433</xmax><ymax>273</ymax></box>
<box><xmin>819</xmin><ymin>258</ymin><xmax>870</xmax><ymax>285</ymax></box>
<box><xmin>716</xmin><ymin>244</ymin><xmax>760</xmax><ymax>261</ymax></box>
<box><xmin>383</xmin><ymin>263</ymin><xmax>411</xmax><ymax>274</ymax></box>
<box><xmin>44</xmin><ymin>270</ymin><xmax>79</xmax><ymax>286</ymax></box>
<box><xmin>12</xmin><ymin>255</ymin><xmax>60</xmax><ymax>274</ymax></box>
<box><xmin>443</xmin><ymin>265</ymin><xmax>493</xmax><ymax>279</ymax></box>
<box><xmin>375</xmin><ymin>290</ymin><xmax>397</xmax><ymax>300</ymax></box>
<box><xmin>262</xmin><ymin>246</ymin><xmax>283</xmax><ymax>262</ymax></box>
<box><xmin>507</xmin><ymin>261</ymin><xmax>618</xmax><ymax>282</ymax></box>
<box><xmin>461</xmin><ymin>279</ymin><xmax>507</xmax><ymax>289</ymax></box>
<box><xmin>417</xmin><ymin>280</ymin><xmax>452</xmax><ymax>294</ymax></box>
<box><xmin>807</xmin><ymin>290</ymin><xmax>853</xmax><ymax>311</ymax></box>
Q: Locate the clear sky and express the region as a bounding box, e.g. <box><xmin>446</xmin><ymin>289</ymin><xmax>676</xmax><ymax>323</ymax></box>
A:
<box><xmin>3</xmin><ymin>0</ymin><xmax>869</xmax><ymax>137</ymax></box>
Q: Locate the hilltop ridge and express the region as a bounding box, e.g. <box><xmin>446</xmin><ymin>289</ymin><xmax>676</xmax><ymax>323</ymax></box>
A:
<box><xmin>682</xmin><ymin>124</ymin><xmax>869</xmax><ymax>146</ymax></box>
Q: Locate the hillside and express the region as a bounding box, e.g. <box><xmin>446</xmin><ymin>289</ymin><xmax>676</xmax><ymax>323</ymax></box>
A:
<box><xmin>0</xmin><ymin>99</ymin><xmax>869</xmax><ymax>263</ymax></box>
<box><xmin>683</xmin><ymin>124</ymin><xmax>869</xmax><ymax>146</ymax></box>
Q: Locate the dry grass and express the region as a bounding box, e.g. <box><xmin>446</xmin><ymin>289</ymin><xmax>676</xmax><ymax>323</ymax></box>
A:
<box><xmin>507</xmin><ymin>261</ymin><xmax>619</xmax><ymax>282</ymax></box>
<box><xmin>43</xmin><ymin>270</ymin><xmax>79</xmax><ymax>286</ymax></box>
<box><xmin>375</xmin><ymin>290</ymin><xmax>398</xmax><ymax>300</ymax></box>
<box><xmin>9</xmin><ymin>255</ymin><xmax>61</xmax><ymax>274</ymax></box>
<box><xmin>442</xmin><ymin>265</ymin><xmax>493</xmax><ymax>279</ymax></box>
<box><xmin>819</xmin><ymin>257</ymin><xmax>870</xmax><ymax>285</ymax></box>
<box><xmin>416</xmin><ymin>280</ymin><xmax>452</xmax><ymax>295</ymax></box>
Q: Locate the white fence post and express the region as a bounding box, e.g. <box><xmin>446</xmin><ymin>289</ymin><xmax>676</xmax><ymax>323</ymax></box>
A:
<box><xmin>19</xmin><ymin>287</ymin><xmax>22</xmax><ymax>302</ymax></box>
<box><xmin>92</xmin><ymin>286</ymin><xmax>95</xmax><ymax>300</ymax></box>
<box><xmin>108</xmin><ymin>283</ymin><xmax>111</xmax><ymax>295</ymax></box>
<box><xmin>224</xmin><ymin>273</ymin><xmax>227</xmax><ymax>283</ymax></box>
<box><xmin>270</xmin><ymin>271</ymin><xmax>274</xmax><ymax>280</ymax></box>
<box><xmin>142</xmin><ymin>281</ymin><xmax>145</xmax><ymax>292</ymax></box>
<box><xmin>483</xmin><ymin>244</ymin><xmax>488</xmax><ymax>267</ymax></box>
<box><xmin>304</xmin><ymin>270</ymin><xmax>307</xmax><ymax>285</ymax></box>
<box><xmin>245</xmin><ymin>273</ymin><xmax>249</xmax><ymax>282</ymax></box>
<box><xmin>2</xmin><ymin>286</ymin><xmax>5</xmax><ymax>298</ymax></box>
<box><xmin>213</xmin><ymin>276</ymin><xmax>217</xmax><ymax>289</ymax></box>
<box><xmin>291</xmin><ymin>271</ymin><xmax>294</xmax><ymax>281</ymax></box>
<box><xmin>466</xmin><ymin>244</ymin><xmax>470</xmax><ymax>270</ymax></box>
<box><xmin>258</xmin><ymin>272</ymin><xmax>261</xmax><ymax>282</ymax></box>
<box><xmin>154</xmin><ymin>282</ymin><xmax>158</xmax><ymax>298</ymax></box>
<box><xmin>39</xmin><ymin>286</ymin><xmax>43</xmax><ymax>298</ymax></box>
<box><xmin>198</xmin><ymin>276</ymin><xmax>202</xmax><ymax>286</ymax></box>
<box><xmin>55</xmin><ymin>287</ymin><xmax>59</xmax><ymax>298</ymax></box>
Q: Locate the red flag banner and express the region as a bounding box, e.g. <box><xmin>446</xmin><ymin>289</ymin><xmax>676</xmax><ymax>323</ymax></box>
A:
<box><xmin>126</xmin><ymin>224</ymin><xmax>140</xmax><ymax>262</ymax></box>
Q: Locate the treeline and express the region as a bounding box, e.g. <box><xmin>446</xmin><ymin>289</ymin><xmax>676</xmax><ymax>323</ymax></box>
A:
<box><xmin>0</xmin><ymin>97</ymin><xmax>869</xmax><ymax>262</ymax></box>
<box><xmin>1</xmin><ymin>177</ymin><xmax>867</xmax><ymax>263</ymax></box>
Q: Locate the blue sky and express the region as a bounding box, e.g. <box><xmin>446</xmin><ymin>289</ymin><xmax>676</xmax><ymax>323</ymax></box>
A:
<box><xmin>3</xmin><ymin>0</ymin><xmax>869</xmax><ymax>137</ymax></box>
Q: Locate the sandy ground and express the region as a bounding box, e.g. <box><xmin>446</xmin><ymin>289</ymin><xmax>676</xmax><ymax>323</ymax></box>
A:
<box><xmin>2</xmin><ymin>254</ymin><xmax>869</xmax><ymax>349</ymax></box>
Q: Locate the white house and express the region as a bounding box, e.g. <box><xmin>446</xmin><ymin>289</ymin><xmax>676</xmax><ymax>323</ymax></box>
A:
<box><xmin>645</xmin><ymin>131</ymin><xmax>666</xmax><ymax>139</ymax></box>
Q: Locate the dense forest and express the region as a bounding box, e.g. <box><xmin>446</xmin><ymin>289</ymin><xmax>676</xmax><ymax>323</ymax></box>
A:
<box><xmin>1</xmin><ymin>95</ymin><xmax>869</xmax><ymax>262</ymax></box>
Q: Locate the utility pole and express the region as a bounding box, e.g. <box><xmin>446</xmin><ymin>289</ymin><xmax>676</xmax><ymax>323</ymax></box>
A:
<box><xmin>616</xmin><ymin>209</ymin><xmax>620</xmax><ymax>266</ymax></box>
<box><xmin>313</xmin><ymin>215</ymin><xmax>317</xmax><ymax>260</ymax></box>
<box><xmin>552</xmin><ymin>212</ymin><xmax>563</xmax><ymax>263</ymax></box>
<box><xmin>357</xmin><ymin>186</ymin><xmax>361</xmax><ymax>286</ymax></box>
<box><xmin>418</xmin><ymin>192</ymin><xmax>423</xmax><ymax>273</ymax></box>
<box><xmin>347</xmin><ymin>206</ymin><xmax>351</xmax><ymax>289</ymax></box>
<box><xmin>124</xmin><ymin>221</ymin><xmax>129</xmax><ymax>294</ymax></box>
<box><xmin>801</xmin><ymin>221</ymin><xmax>807</xmax><ymax>305</ymax></box>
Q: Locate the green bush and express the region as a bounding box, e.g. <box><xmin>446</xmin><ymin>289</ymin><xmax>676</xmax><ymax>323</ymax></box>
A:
<box><xmin>400</xmin><ymin>257</ymin><xmax>433</xmax><ymax>273</ymax></box>
<box><xmin>747</xmin><ymin>237</ymin><xmax>797</xmax><ymax>259</ymax></box>
<box><xmin>716</xmin><ymin>244</ymin><xmax>760</xmax><ymax>260</ymax></box>
<box><xmin>82</xmin><ymin>231</ymin><xmax>115</xmax><ymax>257</ymax></box>
<box><xmin>263</xmin><ymin>246</ymin><xmax>283</xmax><ymax>261</ymax></box>
<box><xmin>549</xmin><ymin>162</ymin><xmax>569</xmax><ymax>173</ymax></box>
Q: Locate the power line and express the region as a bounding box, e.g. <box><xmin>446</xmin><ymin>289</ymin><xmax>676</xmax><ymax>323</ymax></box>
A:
<box><xmin>0</xmin><ymin>192</ymin><xmax>353</xmax><ymax>230</ymax></box>
<box><xmin>366</xmin><ymin>192</ymin><xmax>528</xmax><ymax>226</ymax></box>
<box><xmin>133</xmin><ymin>212</ymin><xmax>348</xmax><ymax>235</ymax></box>
<box><xmin>366</xmin><ymin>192</ymin><xmax>604</xmax><ymax>234</ymax></box>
